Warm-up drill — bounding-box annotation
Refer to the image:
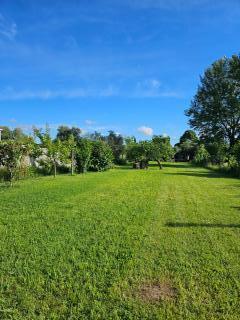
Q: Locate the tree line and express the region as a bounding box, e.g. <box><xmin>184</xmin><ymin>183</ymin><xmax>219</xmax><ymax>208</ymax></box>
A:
<box><xmin>1</xmin><ymin>53</ymin><xmax>240</xmax><ymax>184</ymax></box>
<box><xmin>0</xmin><ymin>125</ymin><xmax>175</xmax><ymax>185</ymax></box>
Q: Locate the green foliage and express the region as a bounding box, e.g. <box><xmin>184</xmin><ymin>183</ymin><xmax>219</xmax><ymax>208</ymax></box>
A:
<box><xmin>151</xmin><ymin>135</ymin><xmax>174</xmax><ymax>163</ymax></box>
<box><xmin>0</xmin><ymin>126</ymin><xmax>27</xmax><ymax>141</ymax></box>
<box><xmin>75</xmin><ymin>138</ymin><xmax>92</xmax><ymax>173</ymax></box>
<box><xmin>126</xmin><ymin>140</ymin><xmax>150</xmax><ymax>168</ymax></box>
<box><xmin>104</xmin><ymin>131</ymin><xmax>125</xmax><ymax>164</ymax></box>
<box><xmin>0</xmin><ymin>140</ymin><xmax>28</xmax><ymax>185</ymax></box>
<box><xmin>193</xmin><ymin>144</ymin><xmax>210</xmax><ymax>166</ymax></box>
<box><xmin>0</xmin><ymin>126</ymin><xmax>12</xmax><ymax>140</ymax></box>
<box><xmin>179</xmin><ymin>130</ymin><xmax>198</xmax><ymax>144</ymax></box>
<box><xmin>90</xmin><ymin>140</ymin><xmax>113</xmax><ymax>171</ymax></box>
<box><xmin>34</xmin><ymin>127</ymin><xmax>63</xmax><ymax>177</ymax></box>
<box><xmin>56</xmin><ymin>125</ymin><xmax>81</xmax><ymax>142</ymax></box>
<box><xmin>232</xmin><ymin>141</ymin><xmax>240</xmax><ymax>165</ymax></box>
<box><xmin>126</xmin><ymin>136</ymin><xmax>173</xmax><ymax>169</ymax></box>
<box><xmin>186</xmin><ymin>54</ymin><xmax>240</xmax><ymax>148</ymax></box>
<box><xmin>0</xmin><ymin>166</ymin><xmax>8</xmax><ymax>182</ymax></box>
<box><xmin>175</xmin><ymin>130</ymin><xmax>199</xmax><ymax>161</ymax></box>
<box><xmin>205</xmin><ymin>141</ymin><xmax>227</xmax><ymax>165</ymax></box>
<box><xmin>126</xmin><ymin>141</ymin><xmax>143</xmax><ymax>163</ymax></box>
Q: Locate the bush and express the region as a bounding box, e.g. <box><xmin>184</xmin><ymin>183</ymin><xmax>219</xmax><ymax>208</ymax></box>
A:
<box><xmin>75</xmin><ymin>139</ymin><xmax>92</xmax><ymax>173</ymax></box>
<box><xmin>0</xmin><ymin>140</ymin><xmax>29</xmax><ymax>185</ymax></box>
<box><xmin>0</xmin><ymin>167</ymin><xmax>9</xmax><ymax>182</ymax></box>
<box><xmin>205</xmin><ymin>142</ymin><xmax>227</xmax><ymax>165</ymax></box>
<box><xmin>90</xmin><ymin>140</ymin><xmax>113</xmax><ymax>171</ymax></box>
<box><xmin>193</xmin><ymin>144</ymin><xmax>210</xmax><ymax>166</ymax></box>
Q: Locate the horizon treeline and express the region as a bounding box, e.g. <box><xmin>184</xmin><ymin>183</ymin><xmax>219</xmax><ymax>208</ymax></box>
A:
<box><xmin>1</xmin><ymin>53</ymin><xmax>240</xmax><ymax>184</ymax></box>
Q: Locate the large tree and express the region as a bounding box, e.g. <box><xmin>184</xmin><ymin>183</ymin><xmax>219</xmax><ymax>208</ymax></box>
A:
<box><xmin>175</xmin><ymin>130</ymin><xmax>198</xmax><ymax>161</ymax></box>
<box><xmin>105</xmin><ymin>131</ymin><xmax>125</xmax><ymax>164</ymax></box>
<box><xmin>186</xmin><ymin>55</ymin><xmax>240</xmax><ymax>149</ymax></box>
<box><xmin>56</xmin><ymin>126</ymin><xmax>81</xmax><ymax>142</ymax></box>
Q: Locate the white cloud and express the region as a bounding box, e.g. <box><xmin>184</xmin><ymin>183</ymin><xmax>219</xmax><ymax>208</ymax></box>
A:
<box><xmin>0</xmin><ymin>13</ymin><xmax>17</xmax><ymax>40</ymax></box>
<box><xmin>150</xmin><ymin>79</ymin><xmax>161</xmax><ymax>89</ymax></box>
<box><xmin>137</xmin><ymin>126</ymin><xmax>153</xmax><ymax>136</ymax></box>
<box><xmin>133</xmin><ymin>79</ymin><xmax>182</xmax><ymax>98</ymax></box>
<box><xmin>85</xmin><ymin>120</ymin><xmax>96</xmax><ymax>126</ymax></box>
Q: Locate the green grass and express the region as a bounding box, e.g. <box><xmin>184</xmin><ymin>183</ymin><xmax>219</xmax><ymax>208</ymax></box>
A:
<box><xmin>0</xmin><ymin>163</ymin><xmax>240</xmax><ymax>319</ymax></box>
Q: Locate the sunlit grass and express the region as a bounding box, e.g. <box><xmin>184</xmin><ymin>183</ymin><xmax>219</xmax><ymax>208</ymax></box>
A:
<box><xmin>0</xmin><ymin>163</ymin><xmax>239</xmax><ymax>319</ymax></box>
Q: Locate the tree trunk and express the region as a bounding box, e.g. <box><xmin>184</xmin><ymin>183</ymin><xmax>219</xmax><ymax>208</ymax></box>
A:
<box><xmin>9</xmin><ymin>170</ymin><xmax>13</xmax><ymax>187</ymax></box>
<box><xmin>229</xmin><ymin>134</ymin><xmax>236</xmax><ymax>151</ymax></box>
<box><xmin>53</xmin><ymin>161</ymin><xmax>57</xmax><ymax>178</ymax></box>
<box><xmin>157</xmin><ymin>160</ymin><xmax>163</xmax><ymax>169</ymax></box>
<box><xmin>71</xmin><ymin>150</ymin><xmax>74</xmax><ymax>176</ymax></box>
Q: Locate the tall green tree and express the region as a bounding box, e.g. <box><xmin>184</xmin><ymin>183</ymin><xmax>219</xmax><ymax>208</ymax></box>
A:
<box><xmin>105</xmin><ymin>131</ymin><xmax>125</xmax><ymax>164</ymax></box>
<box><xmin>75</xmin><ymin>138</ymin><xmax>92</xmax><ymax>173</ymax></box>
<box><xmin>186</xmin><ymin>55</ymin><xmax>240</xmax><ymax>149</ymax></box>
<box><xmin>56</xmin><ymin>126</ymin><xmax>81</xmax><ymax>142</ymax></box>
<box><xmin>175</xmin><ymin>130</ymin><xmax>199</xmax><ymax>162</ymax></box>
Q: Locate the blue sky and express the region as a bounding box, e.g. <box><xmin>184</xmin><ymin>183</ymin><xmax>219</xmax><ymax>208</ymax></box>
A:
<box><xmin>0</xmin><ymin>0</ymin><xmax>240</xmax><ymax>143</ymax></box>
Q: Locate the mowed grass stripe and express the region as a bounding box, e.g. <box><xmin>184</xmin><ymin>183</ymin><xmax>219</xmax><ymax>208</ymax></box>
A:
<box><xmin>0</xmin><ymin>163</ymin><xmax>240</xmax><ymax>319</ymax></box>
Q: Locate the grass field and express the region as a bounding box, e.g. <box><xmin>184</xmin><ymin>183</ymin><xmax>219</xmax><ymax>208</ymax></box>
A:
<box><xmin>0</xmin><ymin>163</ymin><xmax>240</xmax><ymax>319</ymax></box>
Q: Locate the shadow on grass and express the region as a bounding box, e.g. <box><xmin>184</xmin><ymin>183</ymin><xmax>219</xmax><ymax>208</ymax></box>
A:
<box><xmin>114</xmin><ymin>166</ymin><xmax>133</xmax><ymax>170</ymax></box>
<box><xmin>231</xmin><ymin>206</ymin><xmax>240</xmax><ymax>211</ymax></box>
<box><xmin>163</xmin><ymin>170</ymin><xmax>228</xmax><ymax>179</ymax></box>
<box><xmin>116</xmin><ymin>162</ymin><xmax>192</xmax><ymax>170</ymax></box>
<box><xmin>160</xmin><ymin>163</ymin><xmax>192</xmax><ymax>169</ymax></box>
<box><xmin>0</xmin><ymin>183</ymin><xmax>11</xmax><ymax>189</ymax></box>
<box><xmin>166</xmin><ymin>222</ymin><xmax>240</xmax><ymax>228</ymax></box>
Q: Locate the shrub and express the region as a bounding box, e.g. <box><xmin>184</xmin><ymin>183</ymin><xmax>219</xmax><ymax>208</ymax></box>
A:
<box><xmin>90</xmin><ymin>140</ymin><xmax>113</xmax><ymax>171</ymax></box>
<box><xmin>75</xmin><ymin>139</ymin><xmax>92</xmax><ymax>173</ymax></box>
<box><xmin>205</xmin><ymin>142</ymin><xmax>227</xmax><ymax>165</ymax></box>
<box><xmin>0</xmin><ymin>140</ymin><xmax>28</xmax><ymax>185</ymax></box>
<box><xmin>193</xmin><ymin>144</ymin><xmax>210</xmax><ymax>166</ymax></box>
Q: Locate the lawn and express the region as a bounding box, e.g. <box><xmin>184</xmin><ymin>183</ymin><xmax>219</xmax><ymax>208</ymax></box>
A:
<box><xmin>0</xmin><ymin>163</ymin><xmax>240</xmax><ymax>319</ymax></box>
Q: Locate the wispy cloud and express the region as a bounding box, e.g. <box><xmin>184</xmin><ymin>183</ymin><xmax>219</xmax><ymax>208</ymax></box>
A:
<box><xmin>137</xmin><ymin>126</ymin><xmax>153</xmax><ymax>136</ymax></box>
<box><xmin>0</xmin><ymin>83</ymin><xmax>183</xmax><ymax>100</ymax></box>
<box><xmin>0</xmin><ymin>13</ymin><xmax>17</xmax><ymax>40</ymax></box>
<box><xmin>0</xmin><ymin>86</ymin><xmax>119</xmax><ymax>101</ymax></box>
<box><xmin>133</xmin><ymin>79</ymin><xmax>183</xmax><ymax>98</ymax></box>
<box><xmin>85</xmin><ymin>120</ymin><xmax>96</xmax><ymax>126</ymax></box>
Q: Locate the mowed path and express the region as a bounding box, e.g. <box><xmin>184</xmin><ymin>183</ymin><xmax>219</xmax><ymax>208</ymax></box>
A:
<box><xmin>0</xmin><ymin>163</ymin><xmax>239</xmax><ymax>319</ymax></box>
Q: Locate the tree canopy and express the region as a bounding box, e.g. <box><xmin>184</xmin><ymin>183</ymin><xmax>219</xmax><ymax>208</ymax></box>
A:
<box><xmin>186</xmin><ymin>54</ymin><xmax>240</xmax><ymax>149</ymax></box>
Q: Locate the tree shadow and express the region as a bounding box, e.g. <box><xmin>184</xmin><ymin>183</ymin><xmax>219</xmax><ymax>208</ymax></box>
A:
<box><xmin>166</xmin><ymin>222</ymin><xmax>240</xmax><ymax>228</ymax></box>
<box><xmin>114</xmin><ymin>166</ymin><xmax>133</xmax><ymax>170</ymax></box>
<box><xmin>230</xmin><ymin>206</ymin><xmax>240</xmax><ymax>211</ymax></box>
<box><xmin>164</xmin><ymin>171</ymin><xmax>228</xmax><ymax>179</ymax></box>
<box><xmin>0</xmin><ymin>183</ymin><xmax>11</xmax><ymax>189</ymax></box>
<box><xmin>161</xmin><ymin>163</ymin><xmax>193</xmax><ymax>169</ymax></box>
